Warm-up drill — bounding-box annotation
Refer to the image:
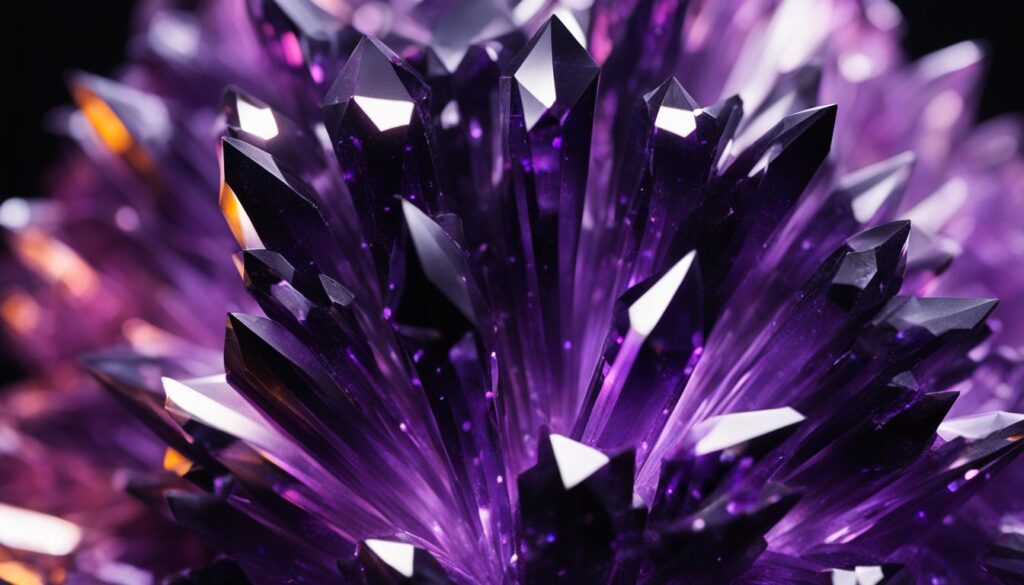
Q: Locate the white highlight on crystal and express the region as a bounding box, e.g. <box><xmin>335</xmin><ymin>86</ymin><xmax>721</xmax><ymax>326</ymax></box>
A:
<box><xmin>694</xmin><ymin>407</ymin><xmax>805</xmax><ymax>456</ymax></box>
<box><xmin>839</xmin><ymin>51</ymin><xmax>876</xmax><ymax>82</ymax></box>
<box><xmin>855</xmin><ymin>565</ymin><xmax>886</xmax><ymax>585</ymax></box>
<box><xmin>937</xmin><ymin>411</ymin><xmax>1024</xmax><ymax>442</ymax></box>
<box><xmin>440</xmin><ymin>100</ymin><xmax>461</xmax><ymax>129</ymax></box>
<box><xmin>845</xmin><ymin>153</ymin><xmax>914</xmax><ymax>222</ymax></box>
<box><xmin>236</xmin><ymin>97</ymin><xmax>280</xmax><ymax>140</ymax></box>
<box><xmin>553</xmin><ymin>8</ymin><xmax>587</xmax><ymax>48</ymax></box>
<box><xmin>163</xmin><ymin>375</ymin><xmax>271</xmax><ymax>447</ymax></box>
<box><xmin>550</xmin><ymin>433</ymin><xmax>610</xmax><ymax>489</ymax></box>
<box><xmin>0</xmin><ymin>502</ymin><xmax>82</xmax><ymax>556</ymax></box>
<box><xmin>401</xmin><ymin>200</ymin><xmax>475</xmax><ymax>322</ymax></box>
<box><xmin>0</xmin><ymin>197</ymin><xmax>31</xmax><ymax>229</ymax></box>
<box><xmin>512</xmin><ymin>0</ymin><xmax>546</xmax><ymax>24</ymax></box>
<box><xmin>364</xmin><ymin>539</ymin><xmax>416</xmax><ymax>577</ymax></box>
<box><xmin>628</xmin><ymin>251</ymin><xmax>696</xmax><ymax>336</ymax></box>
<box><xmin>654</xmin><ymin>106</ymin><xmax>698</xmax><ymax>138</ymax></box>
<box><xmin>514</xmin><ymin>35</ymin><xmax>556</xmax><ymax>109</ymax></box>
<box><xmin>906</xmin><ymin>177</ymin><xmax>968</xmax><ymax>234</ymax></box>
<box><xmin>353</xmin><ymin>96</ymin><xmax>415</xmax><ymax>132</ymax></box>
<box><xmin>918</xmin><ymin>41</ymin><xmax>983</xmax><ymax>80</ymax></box>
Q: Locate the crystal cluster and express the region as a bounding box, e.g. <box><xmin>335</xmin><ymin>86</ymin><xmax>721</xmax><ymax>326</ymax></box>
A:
<box><xmin>3</xmin><ymin>0</ymin><xmax>1024</xmax><ymax>584</ymax></box>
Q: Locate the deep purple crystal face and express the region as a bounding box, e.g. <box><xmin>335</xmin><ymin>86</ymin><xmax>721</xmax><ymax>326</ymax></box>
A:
<box><xmin>3</xmin><ymin>0</ymin><xmax>1024</xmax><ymax>584</ymax></box>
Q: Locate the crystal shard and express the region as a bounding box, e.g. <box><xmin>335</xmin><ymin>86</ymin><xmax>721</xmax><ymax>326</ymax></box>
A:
<box><xmin>341</xmin><ymin>539</ymin><xmax>454</xmax><ymax>584</ymax></box>
<box><xmin>517</xmin><ymin>433</ymin><xmax>637</xmax><ymax>583</ymax></box>
<box><xmin>12</xmin><ymin>1</ymin><xmax>1024</xmax><ymax>583</ymax></box>
<box><xmin>322</xmin><ymin>37</ymin><xmax>447</xmax><ymax>277</ymax></box>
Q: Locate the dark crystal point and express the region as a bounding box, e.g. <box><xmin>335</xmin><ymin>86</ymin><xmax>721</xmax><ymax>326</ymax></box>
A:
<box><xmin>517</xmin><ymin>433</ymin><xmax>638</xmax><ymax>583</ymax></box>
<box><xmin>838</xmin><ymin>419</ymin><xmax>1024</xmax><ymax>554</ymax></box>
<box><xmin>495</xmin><ymin>15</ymin><xmax>600</xmax><ymax>434</ymax></box>
<box><xmin>341</xmin><ymin>539</ymin><xmax>454</xmax><ymax>584</ymax></box>
<box><xmin>220</xmin><ymin>137</ymin><xmax>348</xmax><ymax>293</ymax></box>
<box><xmin>322</xmin><ymin>36</ymin><xmax>448</xmax><ymax>279</ymax></box>
<box><xmin>389</xmin><ymin>199</ymin><xmax>481</xmax><ymax>341</ymax></box>
<box><xmin>703</xmin><ymin>104</ymin><xmax>837</xmax><ymax>318</ymax></box>
<box><xmin>864</xmin><ymin>296</ymin><xmax>998</xmax><ymax>366</ymax></box>
<box><xmin>652</xmin><ymin>407</ymin><xmax>805</xmax><ymax>523</ymax></box>
<box><xmin>222</xmin><ymin>87</ymin><xmax>324</xmax><ymax>177</ymax></box>
<box><xmin>387</xmin><ymin>200</ymin><xmax>513</xmax><ymax>575</ymax></box>
<box><xmin>618</xmin><ymin>79</ymin><xmax>722</xmax><ymax>284</ymax></box>
<box><xmin>576</xmin><ymin>250</ymin><xmax>703</xmax><ymax>452</ymax></box>
<box><xmin>825</xmin><ymin>220</ymin><xmax>910</xmax><ymax>313</ymax></box>
<box><xmin>70</xmin><ymin>72</ymin><xmax>173</xmax><ymax>157</ymax></box>
<box><xmin>732</xmin><ymin>63</ymin><xmax>823</xmax><ymax>157</ymax></box>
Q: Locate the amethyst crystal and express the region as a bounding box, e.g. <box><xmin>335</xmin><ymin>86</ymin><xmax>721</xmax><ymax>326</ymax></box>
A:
<box><xmin>3</xmin><ymin>1</ymin><xmax>1024</xmax><ymax>584</ymax></box>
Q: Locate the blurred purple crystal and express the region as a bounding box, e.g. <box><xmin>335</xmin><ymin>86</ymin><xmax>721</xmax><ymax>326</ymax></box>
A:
<box><xmin>3</xmin><ymin>0</ymin><xmax>1024</xmax><ymax>583</ymax></box>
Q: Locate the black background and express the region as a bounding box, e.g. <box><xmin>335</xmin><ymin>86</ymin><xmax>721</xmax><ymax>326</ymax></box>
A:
<box><xmin>1</xmin><ymin>0</ymin><xmax>1022</xmax><ymax>197</ymax></box>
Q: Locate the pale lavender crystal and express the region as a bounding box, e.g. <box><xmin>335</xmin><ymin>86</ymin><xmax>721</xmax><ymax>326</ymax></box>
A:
<box><xmin>3</xmin><ymin>1</ymin><xmax>1024</xmax><ymax>584</ymax></box>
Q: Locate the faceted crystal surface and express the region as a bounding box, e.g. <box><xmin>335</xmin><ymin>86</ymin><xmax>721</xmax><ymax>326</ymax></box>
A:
<box><xmin>4</xmin><ymin>1</ymin><xmax>1024</xmax><ymax>584</ymax></box>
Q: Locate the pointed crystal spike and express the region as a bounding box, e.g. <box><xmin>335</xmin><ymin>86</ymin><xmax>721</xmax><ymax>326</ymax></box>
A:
<box><xmin>577</xmin><ymin>251</ymin><xmax>703</xmax><ymax>451</ymax></box>
<box><xmin>732</xmin><ymin>63</ymin><xmax>823</xmax><ymax>157</ymax></box>
<box><xmin>440</xmin><ymin>32</ymin><xmax>525</xmax><ymax>251</ymax></box>
<box><xmin>220</xmin><ymin>137</ymin><xmax>346</xmax><ymax>291</ymax></box>
<box><xmin>903</xmin><ymin>226</ymin><xmax>959</xmax><ymax>293</ymax></box>
<box><xmin>393</xmin><ymin>0</ymin><xmax>512</xmax><ymax>71</ymax></box>
<box><xmin>403</xmin><ymin>45</ymin><xmax>454</xmax><ymax>117</ymax></box>
<box><xmin>162</xmin><ymin>374</ymin><xmax>286</xmax><ymax>456</ymax></box>
<box><xmin>841</xmin><ymin>152</ymin><xmax>916</xmax><ymax>224</ymax></box>
<box><xmin>394</xmin><ymin>200</ymin><xmax>477</xmax><ymax>329</ymax></box>
<box><xmin>221</xmin><ymin>86</ymin><xmax>326</xmax><ymax>178</ymax></box>
<box><xmin>937</xmin><ymin>411</ymin><xmax>1024</xmax><ymax>442</ymax></box>
<box><xmin>707</xmin><ymin>94</ymin><xmax>745</xmax><ymax>173</ymax></box>
<box><xmin>322</xmin><ymin>36</ymin><xmax>447</xmax><ymax>277</ymax></box>
<box><xmin>773</xmin><ymin>153</ymin><xmax>915</xmax><ymax>288</ymax></box>
<box><xmin>506</xmin><ymin>15</ymin><xmax>599</xmax><ymax>130</ymax></box>
<box><xmin>877</xmin><ymin>297</ymin><xmax>998</xmax><ymax>338</ymax></box>
<box><xmin>550</xmin><ymin>433</ymin><xmax>611</xmax><ymax>489</ymax></box>
<box><xmin>618</xmin><ymin>80</ymin><xmax>722</xmax><ymax>283</ymax></box>
<box><xmin>517</xmin><ymin>433</ymin><xmax>637</xmax><ymax>583</ymax></box>
<box><xmin>692</xmin><ymin>407</ymin><xmax>806</xmax><ymax>457</ymax></box>
<box><xmin>827</xmin><ymin>220</ymin><xmax>910</xmax><ymax>311</ymax></box>
<box><xmin>342</xmin><ymin>539</ymin><xmax>454</xmax><ymax>584</ymax></box>
<box><xmin>494</xmin><ymin>14</ymin><xmax>600</xmax><ymax>445</ymax></box>
<box><xmin>651</xmin><ymin>407</ymin><xmax>803</xmax><ymax>526</ymax></box>
<box><xmin>706</xmin><ymin>104</ymin><xmax>837</xmax><ymax>317</ymax></box>
<box><xmin>241</xmin><ymin>249</ymin><xmax>296</xmax><ymax>289</ymax></box>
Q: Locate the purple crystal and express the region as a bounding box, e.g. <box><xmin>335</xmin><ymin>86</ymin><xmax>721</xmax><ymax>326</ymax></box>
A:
<box><xmin>4</xmin><ymin>1</ymin><xmax>1024</xmax><ymax>584</ymax></box>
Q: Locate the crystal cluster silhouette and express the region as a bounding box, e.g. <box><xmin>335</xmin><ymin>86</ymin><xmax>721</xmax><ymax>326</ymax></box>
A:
<box><xmin>3</xmin><ymin>0</ymin><xmax>1024</xmax><ymax>584</ymax></box>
